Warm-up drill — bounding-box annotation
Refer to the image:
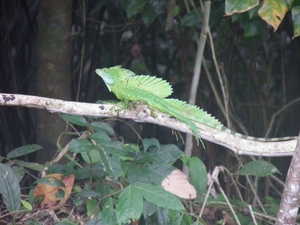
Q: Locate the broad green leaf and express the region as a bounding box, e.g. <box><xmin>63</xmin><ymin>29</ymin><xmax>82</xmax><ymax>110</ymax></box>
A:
<box><xmin>188</xmin><ymin>157</ymin><xmax>207</xmax><ymax>199</ymax></box>
<box><xmin>106</xmin><ymin>154</ymin><xmax>123</xmax><ymax>179</ymax></box>
<box><xmin>116</xmin><ymin>185</ymin><xmax>143</xmax><ymax>224</ymax></box>
<box><xmin>127</xmin><ymin>165</ymin><xmax>151</xmax><ymax>184</ymax></box>
<box><xmin>11</xmin><ymin>165</ymin><xmax>25</xmax><ymax>182</ymax></box>
<box><xmin>135</xmin><ymin>144</ymin><xmax>182</xmax><ymax>164</ymax></box>
<box><xmin>0</xmin><ymin>163</ymin><xmax>21</xmax><ymax>212</ymax></box>
<box><xmin>169</xmin><ymin>209</ymin><xmax>193</xmax><ymax>225</ymax></box>
<box><xmin>89</xmin><ymin>131</ymin><xmax>111</xmax><ymax>142</ymax></box>
<box><xmin>192</xmin><ymin>218</ymin><xmax>207</xmax><ymax>225</ymax></box>
<box><xmin>126</xmin><ymin>0</ymin><xmax>148</xmax><ymax>18</ymax></box>
<box><xmin>172</xmin><ymin>5</ymin><xmax>180</xmax><ymax>16</ymax></box>
<box><xmin>238</xmin><ymin>160</ymin><xmax>280</xmax><ymax>177</ymax></box>
<box><xmin>7</xmin><ymin>144</ymin><xmax>42</xmax><ymax>159</ymax></box>
<box><xmin>90</xmin><ymin>138</ymin><xmax>132</xmax><ymax>160</ymax></box>
<box><xmin>91</xmin><ymin>145</ymin><xmax>123</xmax><ymax>179</ymax></box>
<box><xmin>133</xmin><ymin>183</ymin><xmax>185</xmax><ymax>211</ymax></box>
<box><xmin>81</xmin><ymin>148</ymin><xmax>101</xmax><ymax>164</ymax></box>
<box><xmin>181</xmin><ymin>9</ymin><xmax>201</xmax><ymax>27</ymax></box>
<box><xmin>90</xmin><ymin>124</ymin><xmax>114</xmax><ymax>137</ymax></box>
<box><xmin>102</xmin><ymin>197</ymin><xmax>118</xmax><ymax>225</ymax></box>
<box><xmin>36</xmin><ymin>177</ymin><xmax>65</xmax><ymax>187</ymax></box>
<box><xmin>265</xmin><ymin>196</ymin><xmax>280</xmax><ymax>215</ymax></box>
<box><xmin>142</xmin><ymin>3</ymin><xmax>157</xmax><ymax>26</ymax></box>
<box><xmin>75</xmin><ymin>189</ymin><xmax>99</xmax><ymax>198</ymax></box>
<box><xmin>154</xmin><ymin>207</ymin><xmax>170</xmax><ymax>224</ymax></box>
<box><xmin>148</xmin><ymin>164</ymin><xmax>176</xmax><ymax>185</ymax></box>
<box><xmin>21</xmin><ymin>200</ymin><xmax>32</xmax><ymax>210</ymax></box>
<box><xmin>56</xmin><ymin>221</ymin><xmax>75</xmax><ymax>225</ymax></box>
<box><xmin>292</xmin><ymin>6</ymin><xmax>300</xmax><ymax>38</ymax></box>
<box><xmin>68</xmin><ymin>139</ymin><xmax>94</xmax><ymax>153</ymax></box>
<box><xmin>142</xmin><ymin>200</ymin><xmax>157</xmax><ymax>218</ymax></box>
<box><xmin>243</xmin><ymin>19</ymin><xmax>265</xmax><ymax>37</ymax></box>
<box><xmin>236</xmin><ymin>212</ymin><xmax>254</xmax><ymax>224</ymax></box>
<box><xmin>258</xmin><ymin>0</ymin><xmax>289</xmax><ymax>31</ymax></box>
<box><xmin>75</xmin><ymin>163</ymin><xmax>105</xmax><ymax>180</ymax></box>
<box><xmin>86</xmin><ymin>213</ymin><xmax>105</xmax><ymax>225</ymax></box>
<box><xmin>225</xmin><ymin>0</ymin><xmax>259</xmax><ymax>15</ymax></box>
<box><xmin>142</xmin><ymin>138</ymin><xmax>160</xmax><ymax>150</ymax></box>
<box><xmin>12</xmin><ymin>159</ymin><xmax>44</xmax><ymax>172</ymax></box>
<box><xmin>86</xmin><ymin>198</ymin><xmax>100</xmax><ymax>216</ymax></box>
<box><xmin>61</xmin><ymin>114</ymin><xmax>88</xmax><ymax>127</ymax></box>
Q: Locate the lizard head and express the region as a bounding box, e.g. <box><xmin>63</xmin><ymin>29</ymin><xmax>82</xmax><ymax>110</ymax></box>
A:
<box><xmin>95</xmin><ymin>66</ymin><xmax>135</xmax><ymax>92</ymax></box>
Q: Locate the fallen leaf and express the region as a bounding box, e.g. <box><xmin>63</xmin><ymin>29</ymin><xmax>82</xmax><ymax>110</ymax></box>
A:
<box><xmin>34</xmin><ymin>173</ymin><xmax>74</xmax><ymax>208</ymax></box>
<box><xmin>161</xmin><ymin>169</ymin><xmax>197</xmax><ymax>199</ymax></box>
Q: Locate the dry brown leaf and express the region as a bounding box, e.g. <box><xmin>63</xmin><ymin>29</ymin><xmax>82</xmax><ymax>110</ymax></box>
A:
<box><xmin>161</xmin><ymin>169</ymin><xmax>197</xmax><ymax>199</ymax></box>
<box><xmin>34</xmin><ymin>173</ymin><xmax>75</xmax><ymax>208</ymax></box>
<box><xmin>222</xmin><ymin>210</ymin><xmax>236</xmax><ymax>225</ymax></box>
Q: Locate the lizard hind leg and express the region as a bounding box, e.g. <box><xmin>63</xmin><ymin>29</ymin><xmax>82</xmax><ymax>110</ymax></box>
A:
<box><xmin>186</xmin><ymin>120</ymin><xmax>205</xmax><ymax>147</ymax></box>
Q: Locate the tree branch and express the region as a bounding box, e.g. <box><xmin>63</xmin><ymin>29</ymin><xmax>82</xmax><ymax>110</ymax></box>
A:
<box><xmin>0</xmin><ymin>93</ymin><xmax>297</xmax><ymax>157</ymax></box>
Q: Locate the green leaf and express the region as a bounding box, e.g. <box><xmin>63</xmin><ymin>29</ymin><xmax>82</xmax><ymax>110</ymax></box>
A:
<box><xmin>61</xmin><ymin>114</ymin><xmax>88</xmax><ymax>127</ymax></box>
<box><xmin>135</xmin><ymin>144</ymin><xmax>182</xmax><ymax>164</ymax></box>
<box><xmin>153</xmin><ymin>207</ymin><xmax>170</xmax><ymax>224</ymax></box>
<box><xmin>11</xmin><ymin>165</ymin><xmax>25</xmax><ymax>182</ymax></box>
<box><xmin>89</xmin><ymin>131</ymin><xmax>111</xmax><ymax>142</ymax></box>
<box><xmin>36</xmin><ymin>177</ymin><xmax>65</xmax><ymax>187</ymax></box>
<box><xmin>181</xmin><ymin>9</ymin><xmax>201</xmax><ymax>27</ymax></box>
<box><xmin>91</xmin><ymin>145</ymin><xmax>123</xmax><ymax>179</ymax></box>
<box><xmin>69</xmin><ymin>139</ymin><xmax>94</xmax><ymax>153</ymax></box>
<box><xmin>81</xmin><ymin>148</ymin><xmax>101</xmax><ymax>164</ymax></box>
<box><xmin>7</xmin><ymin>144</ymin><xmax>42</xmax><ymax>159</ymax></box>
<box><xmin>127</xmin><ymin>165</ymin><xmax>151</xmax><ymax>184</ymax></box>
<box><xmin>238</xmin><ymin>160</ymin><xmax>280</xmax><ymax>177</ymax></box>
<box><xmin>142</xmin><ymin>3</ymin><xmax>157</xmax><ymax>26</ymax></box>
<box><xmin>192</xmin><ymin>219</ymin><xmax>207</xmax><ymax>225</ymax></box>
<box><xmin>102</xmin><ymin>197</ymin><xmax>118</xmax><ymax>225</ymax></box>
<box><xmin>265</xmin><ymin>196</ymin><xmax>280</xmax><ymax>215</ymax></box>
<box><xmin>90</xmin><ymin>122</ymin><xmax>115</xmax><ymax>136</ymax></box>
<box><xmin>86</xmin><ymin>213</ymin><xmax>105</xmax><ymax>225</ymax></box>
<box><xmin>142</xmin><ymin>138</ymin><xmax>160</xmax><ymax>150</ymax></box>
<box><xmin>75</xmin><ymin>189</ymin><xmax>99</xmax><ymax>198</ymax></box>
<box><xmin>116</xmin><ymin>185</ymin><xmax>143</xmax><ymax>224</ymax></box>
<box><xmin>75</xmin><ymin>163</ymin><xmax>105</xmax><ymax>179</ymax></box>
<box><xmin>133</xmin><ymin>183</ymin><xmax>185</xmax><ymax>211</ymax></box>
<box><xmin>225</xmin><ymin>0</ymin><xmax>259</xmax><ymax>15</ymax></box>
<box><xmin>292</xmin><ymin>6</ymin><xmax>300</xmax><ymax>38</ymax></box>
<box><xmin>86</xmin><ymin>198</ymin><xmax>100</xmax><ymax>216</ymax></box>
<box><xmin>142</xmin><ymin>200</ymin><xmax>157</xmax><ymax>218</ymax></box>
<box><xmin>169</xmin><ymin>209</ymin><xmax>193</xmax><ymax>225</ymax></box>
<box><xmin>12</xmin><ymin>159</ymin><xmax>44</xmax><ymax>172</ymax></box>
<box><xmin>188</xmin><ymin>157</ymin><xmax>207</xmax><ymax>199</ymax></box>
<box><xmin>243</xmin><ymin>19</ymin><xmax>265</xmax><ymax>37</ymax></box>
<box><xmin>0</xmin><ymin>163</ymin><xmax>21</xmax><ymax>212</ymax></box>
<box><xmin>148</xmin><ymin>164</ymin><xmax>176</xmax><ymax>185</ymax></box>
<box><xmin>172</xmin><ymin>5</ymin><xmax>180</xmax><ymax>17</ymax></box>
<box><xmin>21</xmin><ymin>199</ymin><xmax>32</xmax><ymax>210</ymax></box>
<box><xmin>126</xmin><ymin>0</ymin><xmax>148</xmax><ymax>18</ymax></box>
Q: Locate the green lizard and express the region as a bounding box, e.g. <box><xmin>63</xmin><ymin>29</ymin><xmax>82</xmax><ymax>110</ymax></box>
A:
<box><xmin>95</xmin><ymin>66</ymin><xmax>295</xmax><ymax>145</ymax></box>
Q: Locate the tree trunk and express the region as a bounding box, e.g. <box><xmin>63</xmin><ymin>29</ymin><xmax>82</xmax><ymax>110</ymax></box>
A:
<box><xmin>36</xmin><ymin>0</ymin><xmax>72</xmax><ymax>163</ymax></box>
